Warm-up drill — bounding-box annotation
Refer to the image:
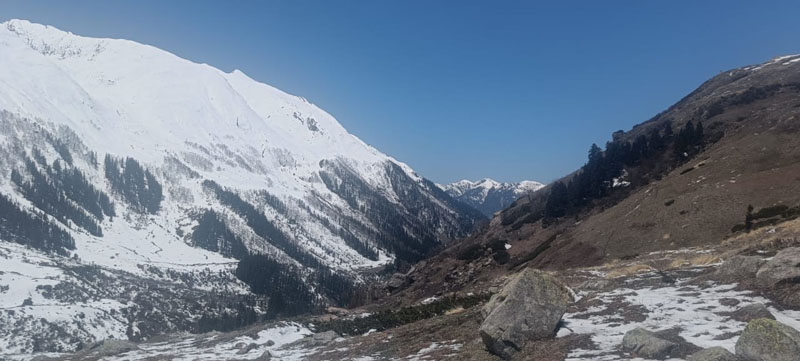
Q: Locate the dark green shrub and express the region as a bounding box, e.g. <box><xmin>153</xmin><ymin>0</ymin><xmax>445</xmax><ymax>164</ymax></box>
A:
<box><xmin>456</xmin><ymin>244</ymin><xmax>484</xmax><ymax>261</ymax></box>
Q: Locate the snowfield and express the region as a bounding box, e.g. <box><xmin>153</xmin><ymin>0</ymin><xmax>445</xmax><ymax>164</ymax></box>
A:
<box><xmin>558</xmin><ymin>268</ymin><xmax>800</xmax><ymax>361</ymax></box>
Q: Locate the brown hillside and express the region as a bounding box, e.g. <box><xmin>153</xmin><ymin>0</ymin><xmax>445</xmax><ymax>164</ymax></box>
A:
<box><xmin>387</xmin><ymin>55</ymin><xmax>800</xmax><ymax>305</ymax></box>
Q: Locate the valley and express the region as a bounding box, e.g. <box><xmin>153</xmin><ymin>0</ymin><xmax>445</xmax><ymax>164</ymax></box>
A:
<box><xmin>1</xmin><ymin>14</ymin><xmax>800</xmax><ymax>361</ymax></box>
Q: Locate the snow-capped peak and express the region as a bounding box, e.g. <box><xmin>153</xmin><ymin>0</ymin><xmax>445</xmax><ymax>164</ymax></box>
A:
<box><xmin>440</xmin><ymin>178</ymin><xmax>544</xmax><ymax>216</ymax></box>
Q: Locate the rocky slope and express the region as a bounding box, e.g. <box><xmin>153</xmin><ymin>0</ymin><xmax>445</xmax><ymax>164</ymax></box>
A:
<box><xmin>25</xmin><ymin>226</ymin><xmax>800</xmax><ymax>360</ymax></box>
<box><xmin>0</xmin><ymin>19</ymin><xmax>484</xmax><ymax>354</ymax></box>
<box><xmin>440</xmin><ymin>179</ymin><xmax>544</xmax><ymax>217</ymax></box>
<box><xmin>391</xmin><ymin>54</ymin><xmax>800</xmax><ymax>303</ymax></box>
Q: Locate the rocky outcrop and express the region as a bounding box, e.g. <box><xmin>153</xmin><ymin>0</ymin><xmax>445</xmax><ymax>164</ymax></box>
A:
<box><xmin>731</xmin><ymin>303</ymin><xmax>775</xmax><ymax>323</ymax></box>
<box><xmin>76</xmin><ymin>339</ymin><xmax>139</xmax><ymax>358</ymax></box>
<box><xmin>479</xmin><ymin>268</ymin><xmax>573</xmax><ymax>359</ymax></box>
<box><xmin>621</xmin><ymin>328</ymin><xmax>677</xmax><ymax>359</ymax></box>
<box><xmin>310</xmin><ymin>331</ymin><xmax>339</xmax><ymax>346</ymax></box>
<box><xmin>688</xmin><ymin>346</ymin><xmax>738</xmax><ymax>361</ymax></box>
<box><xmin>756</xmin><ymin>248</ymin><xmax>800</xmax><ymax>287</ymax></box>
<box><xmin>735</xmin><ymin>318</ymin><xmax>800</xmax><ymax>361</ymax></box>
<box><xmin>715</xmin><ymin>256</ymin><xmax>766</xmax><ymax>280</ymax></box>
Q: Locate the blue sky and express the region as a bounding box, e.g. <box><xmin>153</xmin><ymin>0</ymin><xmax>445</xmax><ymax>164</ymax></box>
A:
<box><xmin>2</xmin><ymin>1</ymin><xmax>799</xmax><ymax>184</ymax></box>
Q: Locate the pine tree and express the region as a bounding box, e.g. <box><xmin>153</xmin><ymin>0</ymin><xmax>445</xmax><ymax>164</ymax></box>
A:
<box><xmin>544</xmin><ymin>181</ymin><xmax>569</xmax><ymax>219</ymax></box>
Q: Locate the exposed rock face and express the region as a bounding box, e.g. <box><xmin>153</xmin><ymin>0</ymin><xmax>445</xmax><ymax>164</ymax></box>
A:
<box><xmin>478</xmin><ymin>268</ymin><xmax>573</xmax><ymax>359</ymax></box>
<box><xmin>255</xmin><ymin>350</ymin><xmax>272</xmax><ymax>360</ymax></box>
<box><xmin>235</xmin><ymin>343</ymin><xmax>259</xmax><ymax>354</ymax></box>
<box><xmin>735</xmin><ymin>318</ymin><xmax>800</xmax><ymax>361</ymax></box>
<box><xmin>310</xmin><ymin>331</ymin><xmax>339</xmax><ymax>346</ymax></box>
<box><xmin>386</xmin><ymin>273</ymin><xmax>407</xmax><ymax>291</ymax></box>
<box><xmin>688</xmin><ymin>346</ymin><xmax>738</xmax><ymax>361</ymax></box>
<box><xmin>80</xmin><ymin>339</ymin><xmax>139</xmax><ymax>358</ymax></box>
<box><xmin>715</xmin><ymin>256</ymin><xmax>767</xmax><ymax>279</ymax></box>
<box><xmin>731</xmin><ymin>303</ymin><xmax>775</xmax><ymax>323</ymax></box>
<box><xmin>621</xmin><ymin>328</ymin><xmax>677</xmax><ymax>359</ymax></box>
<box><xmin>756</xmin><ymin>248</ymin><xmax>800</xmax><ymax>287</ymax></box>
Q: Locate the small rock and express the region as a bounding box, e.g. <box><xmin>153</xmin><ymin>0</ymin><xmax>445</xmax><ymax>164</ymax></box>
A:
<box><xmin>233</xmin><ymin>342</ymin><xmax>246</xmax><ymax>349</ymax></box>
<box><xmin>265</xmin><ymin>339</ymin><xmax>275</xmax><ymax>347</ymax></box>
<box><xmin>715</xmin><ymin>255</ymin><xmax>766</xmax><ymax>279</ymax></box>
<box><xmin>254</xmin><ymin>350</ymin><xmax>272</xmax><ymax>360</ymax></box>
<box><xmin>621</xmin><ymin>328</ymin><xmax>677</xmax><ymax>359</ymax></box>
<box><xmin>731</xmin><ymin>303</ymin><xmax>775</xmax><ymax>323</ymax></box>
<box><xmin>578</xmin><ymin>279</ymin><xmax>613</xmax><ymax>291</ymax></box>
<box><xmin>755</xmin><ymin>247</ymin><xmax>800</xmax><ymax>287</ymax></box>
<box><xmin>688</xmin><ymin>346</ymin><xmax>738</xmax><ymax>361</ymax></box>
<box><xmin>479</xmin><ymin>268</ymin><xmax>573</xmax><ymax>359</ymax></box>
<box><xmin>236</xmin><ymin>343</ymin><xmax>259</xmax><ymax>355</ymax></box>
<box><xmin>735</xmin><ymin>318</ymin><xmax>800</xmax><ymax>361</ymax></box>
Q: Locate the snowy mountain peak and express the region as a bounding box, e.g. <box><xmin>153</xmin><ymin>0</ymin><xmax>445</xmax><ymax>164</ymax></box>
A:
<box><xmin>440</xmin><ymin>178</ymin><xmax>544</xmax><ymax>216</ymax></box>
<box><xmin>0</xmin><ymin>20</ymin><xmax>484</xmax><ymax>352</ymax></box>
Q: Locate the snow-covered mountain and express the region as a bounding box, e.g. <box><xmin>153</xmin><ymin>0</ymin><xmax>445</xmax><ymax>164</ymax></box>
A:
<box><xmin>440</xmin><ymin>178</ymin><xmax>544</xmax><ymax>216</ymax></box>
<box><xmin>0</xmin><ymin>19</ymin><xmax>484</xmax><ymax>353</ymax></box>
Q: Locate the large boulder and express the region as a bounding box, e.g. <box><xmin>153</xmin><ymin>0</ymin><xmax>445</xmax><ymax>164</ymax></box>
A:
<box><xmin>688</xmin><ymin>346</ymin><xmax>738</xmax><ymax>361</ymax></box>
<box><xmin>479</xmin><ymin>268</ymin><xmax>573</xmax><ymax>359</ymax></box>
<box><xmin>730</xmin><ymin>303</ymin><xmax>775</xmax><ymax>323</ymax></box>
<box><xmin>621</xmin><ymin>327</ymin><xmax>677</xmax><ymax>359</ymax></box>
<box><xmin>715</xmin><ymin>256</ymin><xmax>766</xmax><ymax>279</ymax></box>
<box><xmin>756</xmin><ymin>247</ymin><xmax>800</xmax><ymax>287</ymax></box>
<box><xmin>735</xmin><ymin>318</ymin><xmax>800</xmax><ymax>361</ymax></box>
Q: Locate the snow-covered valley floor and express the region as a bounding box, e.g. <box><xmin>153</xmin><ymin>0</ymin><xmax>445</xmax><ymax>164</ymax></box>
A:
<box><xmin>559</xmin><ymin>268</ymin><xmax>800</xmax><ymax>360</ymax></box>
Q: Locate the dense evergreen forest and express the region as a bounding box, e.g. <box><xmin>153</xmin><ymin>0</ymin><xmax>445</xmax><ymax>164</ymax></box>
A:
<box><xmin>0</xmin><ymin>192</ymin><xmax>75</xmax><ymax>254</ymax></box>
<box><xmin>11</xmin><ymin>150</ymin><xmax>113</xmax><ymax>237</ymax></box>
<box><xmin>191</xmin><ymin>209</ymin><xmax>249</xmax><ymax>259</ymax></box>
<box><xmin>542</xmin><ymin>120</ymin><xmax>708</xmax><ymax>223</ymax></box>
<box><xmin>104</xmin><ymin>155</ymin><xmax>162</xmax><ymax>214</ymax></box>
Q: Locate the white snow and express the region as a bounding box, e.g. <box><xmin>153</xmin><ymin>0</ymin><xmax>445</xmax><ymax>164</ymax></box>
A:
<box><xmin>559</xmin><ymin>270</ymin><xmax>800</xmax><ymax>360</ymax></box>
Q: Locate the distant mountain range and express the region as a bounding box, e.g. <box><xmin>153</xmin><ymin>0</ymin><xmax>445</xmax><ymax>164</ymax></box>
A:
<box><xmin>439</xmin><ymin>179</ymin><xmax>544</xmax><ymax>216</ymax></box>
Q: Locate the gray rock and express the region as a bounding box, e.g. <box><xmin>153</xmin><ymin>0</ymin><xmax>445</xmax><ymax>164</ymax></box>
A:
<box><xmin>255</xmin><ymin>350</ymin><xmax>272</xmax><ymax>360</ymax></box>
<box><xmin>309</xmin><ymin>330</ymin><xmax>338</xmax><ymax>346</ymax></box>
<box><xmin>621</xmin><ymin>328</ymin><xmax>677</xmax><ymax>359</ymax></box>
<box><xmin>265</xmin><ymin>339</ymin><xmax>275</xmax><ymax>347</ymax></box>
<box><xmin>716</xmin><ymin>256</ymin><xmax>766</xmax><ymax>279</ymax></box>
<box><xmin>386</xmin><ymin>273</ymin><xmax>406</xmax><ymax>291</ymax></box>
<box><xmin>756</xmin><ymin>247</ymin><xmax>800</xmax><ymax>287</ymax></box>
<box><xmin>30</xmin><ymin>356</ymin><xmax>57</xmax><ymax>361</ymax></box>
<box><xmin>688</xmin><ymin>346</ymin><xmax>738</xmax><ymax>361</ymax></box>
<box><xmin>83</xmin><ymin>339</ymin><xmax>139</xmax><ymax>357</ymax></box>
<box><xmin>577</xmin><ymin>279</ymin><xmax>613</xmax><ymax>292</ymax></box>
<box><xmin>731</xmin><ymin>303</ymin><xmax>775</xmax><ymax>323</ymax></box>
<box><xmin>735</xmin><ymin>318</ymin><xmax>800</xmax><ymax>361</ymax></box>
<box><xmin>479</xmin><ymin>268</ymin><xmax>573</xmax><ymax>359</ymax></box>
<box><xmin>235</xmin><ymin>343</ymin><xmax>259</xmax><ymax>355</ymax></box>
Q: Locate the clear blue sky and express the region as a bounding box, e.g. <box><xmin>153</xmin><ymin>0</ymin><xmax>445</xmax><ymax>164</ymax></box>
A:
<box><xmin>2</xmin><ymin>1</ymin><xmax>799</xmax><ymax>184</ymax></box>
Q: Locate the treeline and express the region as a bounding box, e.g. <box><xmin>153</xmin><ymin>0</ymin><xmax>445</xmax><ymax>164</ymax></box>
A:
<box><xmin>104</xmin><ymin>155</ymin><xmax>162</xmax><ymax>214</ymax></box>
<box><xmin>202</xmin><ymin>180</ymin><xmax>320</xmax><ymax>268</ymax></box>
<box><xmin>191</xmin><ymin>210</ymin><xmax>248</xmax><ymax>259</ymax></box>
<box><xmin>544</xmin><ymin>120</ymin><xmax>707</xmax><ymax>222</ymax></box>
<box><xmin>235</xmin><ymin>254</ymin><xmax>319</xmax><ymax>318</ymax></box>
<box><xmin>0</xmin><ymin>192</ymin><xmax>74</xmax><ymax>253</ymax></box>
<box><xmin>11</xmin><ymin>157</ymin><xmax>106</xmax><ymax>237</ymax></box>
<box><xmin>319</xmin><ymin>160</ymin><xmax>437</xmax><ymax>264</ymax></box>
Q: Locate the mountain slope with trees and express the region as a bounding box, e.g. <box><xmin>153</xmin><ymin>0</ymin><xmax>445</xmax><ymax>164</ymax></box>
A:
<box><xmin>391</xmin><ymin>54</ymin><xmax>800</xmax><ymax>303</ymax></box>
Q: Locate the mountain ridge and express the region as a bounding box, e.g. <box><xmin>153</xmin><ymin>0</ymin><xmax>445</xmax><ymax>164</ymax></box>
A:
<box><xmin>439</xmin><ymin>178</ymin><xmax>544</xmax><ymax>216</ymax></box>
<box><xmin>0</xmin><ymin>19</ymin><xmax>484</xmax><ymax>353</ymax></box>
